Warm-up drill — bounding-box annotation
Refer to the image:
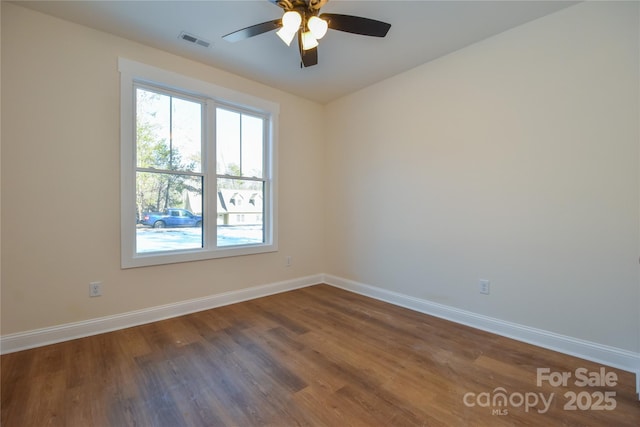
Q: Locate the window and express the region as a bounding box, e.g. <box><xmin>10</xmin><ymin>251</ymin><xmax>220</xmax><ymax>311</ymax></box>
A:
<box><xmin>120</xmin><ymin>59</ymin><xmax>278</xmax><ymax>268</ymax></box>
<box><xmin>135</xmin><ymin>86</ymin><xmax>204</xmax><ymax>253</ymax></box>
<box><xmin>216</xmin><ymin>108</ymin><xmax>267</xmax><ymax>247</ymax></box>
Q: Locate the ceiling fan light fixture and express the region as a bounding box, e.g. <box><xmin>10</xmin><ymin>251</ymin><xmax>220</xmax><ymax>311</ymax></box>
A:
<box><xmin>308</xmin><ymin>16</ymin><xmax>328</xmax><ymax>40</ymax></box>
<box><xmin>301</xmin><ymin>31</ymin><xmax>318</xmax><ymax>50</ymax></box>
<box><xmin>222</xmin><ymin>1</ymin><xmax>392</xmax><ymax>68</ymax></box>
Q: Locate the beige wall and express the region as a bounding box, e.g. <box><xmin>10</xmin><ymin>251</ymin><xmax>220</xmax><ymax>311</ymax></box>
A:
<box><xmin>1</xmin><ymin>3</ymin><xmax>326</xmax><ymax>334</ymax></box>
<box><xmin>325</xmin><ymin>1</ymin><xmax>639</xmax><ymax>352</ymax></box>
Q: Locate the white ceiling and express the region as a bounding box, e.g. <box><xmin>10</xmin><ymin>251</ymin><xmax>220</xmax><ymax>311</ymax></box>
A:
<box><xmin>13</xmin><ymin>0</ymin><xmax>577</xmax><ymax>104</ymax></box>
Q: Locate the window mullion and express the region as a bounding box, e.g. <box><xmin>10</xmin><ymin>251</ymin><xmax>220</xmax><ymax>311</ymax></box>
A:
<box><xmin>169</xmin><ymin>96</ymin><xmax>173</xmax><ymax>170</ymax></box>
<box><xmin>205</xmin><ymin>99</ymin><xmax>217</xmax><ymax>250</ymax></box>
<box><xmin>136</xmin><ymin>167</ymin><xmax>203</xmax><ymax>178</ymax></box>
<box><xmin>216</xmin><ymin>174</ymin><xmax>264</xmax><ymax>183</ymax></box>
<box><xmin>239</xmin><ymin>113</ymin><xmax>243</xmax><ymax>176</ymax></box>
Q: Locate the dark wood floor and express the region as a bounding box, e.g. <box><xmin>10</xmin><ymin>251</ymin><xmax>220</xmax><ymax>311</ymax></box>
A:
<box><xmin>2</xmin><ymin>284</ymin><xmax>639</xmax><ymax>426</ymax></box>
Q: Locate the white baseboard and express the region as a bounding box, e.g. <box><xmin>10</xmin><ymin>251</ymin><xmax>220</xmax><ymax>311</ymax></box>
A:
<box><xmin>2</xmin><ymin>272</ymin><xmax>638</xmax><ymax>397</ymax></box>
<box><xmin>323</xmin><ymin>274</ymin><xmax>640</xmax><ymax>397</ymax></box>
<box><xmin>0</xmin><ymin>274</ymin><xmax>323</xmax><ymax>355</ymax></box>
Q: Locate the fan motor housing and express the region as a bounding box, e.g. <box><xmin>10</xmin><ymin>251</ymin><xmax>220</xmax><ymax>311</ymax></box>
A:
<box><xmin>271</xmin><ymin>0</ymin><xmax>329</xmax><ymax>12</ymax></box>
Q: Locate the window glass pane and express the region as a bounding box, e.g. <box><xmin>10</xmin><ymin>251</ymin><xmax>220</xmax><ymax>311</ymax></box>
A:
<box><xmin>216</xmin><ymin>108</ymin><xmax>240</xmax><ymax>175</ymax></box>
<box><xmin>217</xmin><ymin>178</ymin><xmax>264</xmax><ymax>247</ymax></box>
<box><xmin>172</xmin><ymin>97</ymin><xmax>202</xmax><ymax>173</ymax></box>
<box><xmin>242</xmin><ymin>114</ymin><xmax>264</xmax><ymax>178</ymax></box>
<box><xmin>137</xmin><ymin>88</ymin><xmax>202</xmax><ymax>173</ymax></box>
<box><xmin>136</xmin><ymin>171</ymin><xmax>203</xmax><ymax>253</ymax></box>
<box><xmin>137</xmin><ymin>88</ymin><xmax>171</xmax><ymax>170</ymax></box>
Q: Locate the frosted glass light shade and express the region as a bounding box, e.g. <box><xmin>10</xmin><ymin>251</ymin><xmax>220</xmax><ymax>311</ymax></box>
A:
<box><xmin>276</xmin><ymin>27</ymin><xmax>297</xmax><ymax>46</ymax></box>
<box><xmin>281</xmin><ymin>11</ymin><xmax>302</xmax><ymax>31</ymax></box>
<box><xmin>301</xmin><ymin>31</ymin><xmax>318</xmax><ymax>50</ymax></box>
<box><xmin>308</xmin><ymin>16</ymin><xmax>328</xmax><ymax>39</ymax></box>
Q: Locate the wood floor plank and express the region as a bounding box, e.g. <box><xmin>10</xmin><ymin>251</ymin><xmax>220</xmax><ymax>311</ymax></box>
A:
<box><xmin>2</xmin><ymin>284</ymin><xmax>639</xmax><ymax>426</ymax></box>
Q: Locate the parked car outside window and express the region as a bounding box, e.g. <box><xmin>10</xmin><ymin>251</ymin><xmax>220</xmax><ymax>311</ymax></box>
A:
<box><xmin>140</xmin><ymin>209</ymin><xmax>202</xmax><ymax>228</ymax></box>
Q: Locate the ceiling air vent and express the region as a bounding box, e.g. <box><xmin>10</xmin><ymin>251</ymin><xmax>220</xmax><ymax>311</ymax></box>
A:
<box><xmin>178</xmin><ymin>31</ymin><xmax>211</xmax><ymax>48</ymax></box>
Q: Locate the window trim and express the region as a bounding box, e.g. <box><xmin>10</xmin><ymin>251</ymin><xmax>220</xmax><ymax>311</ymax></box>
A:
<box><xmin>119</xmin><ymin>58</ymin><xmax>279</xmax><ymax>268</ymax></box>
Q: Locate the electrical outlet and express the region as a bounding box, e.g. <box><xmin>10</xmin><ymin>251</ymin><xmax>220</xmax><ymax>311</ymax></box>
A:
<box><xmin>89</xmin><ymin>281</ymin><xmax>102</xmax><ymax>297</ymax></box>
<box><xmin>479</xmin><ymin>279</ymin><xmax>490</xmax><ymax>295</ymax></box>
<box><xmin>285</xmin><ymin>256</ymin><xmax>292</xmax><ymax>267</ymax></box>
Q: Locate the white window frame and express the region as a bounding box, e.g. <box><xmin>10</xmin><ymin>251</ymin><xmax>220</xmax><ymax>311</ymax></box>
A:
<box><xmin>119</xmin><ymin>58</ymin><xmax>278</xmax><ymax>268</ymax></box>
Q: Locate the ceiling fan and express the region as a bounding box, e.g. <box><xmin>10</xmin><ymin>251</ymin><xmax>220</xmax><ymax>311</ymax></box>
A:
<box><xmin>222</xmin><ymin>0</ymin><xmax>391</xmax><ymax>68</ymax></box>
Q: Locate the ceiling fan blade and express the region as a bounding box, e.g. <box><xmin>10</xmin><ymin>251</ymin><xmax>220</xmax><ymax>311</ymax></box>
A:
<box><xmin>298</xmin><ymin>31</ymin><xmax>318</xmax><ymax>67</ymax></box>
<box><xmin>222</xmin><ymin>19</ymin><xmax>282</xmax><ymax>43</ymax></box>
<box><xmin>301</xmin><ymin>47</ymin><xmax>318</xmax><ymax>67</ymax></box>
<box><xmin>320</xmin><ymin>13</ymin><xmax>391</xmax><ymax>37</ymax></box>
